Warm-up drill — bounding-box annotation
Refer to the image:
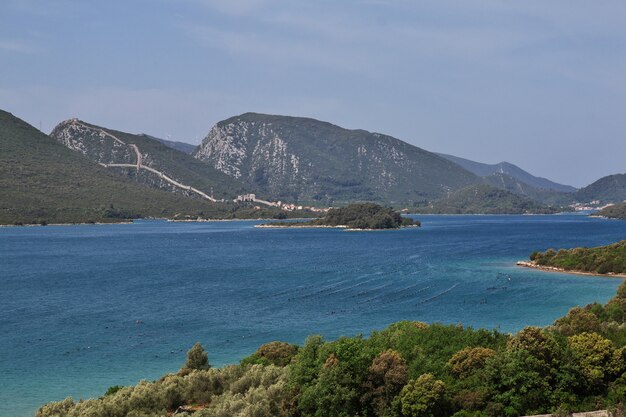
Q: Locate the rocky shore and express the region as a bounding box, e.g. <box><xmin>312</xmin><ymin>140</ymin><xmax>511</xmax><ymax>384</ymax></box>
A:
<box><xmin>516</xmin><ymin>261</ymin><xmax>626</xmax><ymax>278</ymax></box>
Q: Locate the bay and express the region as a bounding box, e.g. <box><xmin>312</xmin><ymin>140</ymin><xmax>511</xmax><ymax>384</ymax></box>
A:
<box><xmin>1</xmin><ymin>214</ymin><xmax>625</xmax><ymax>417</ymax></box>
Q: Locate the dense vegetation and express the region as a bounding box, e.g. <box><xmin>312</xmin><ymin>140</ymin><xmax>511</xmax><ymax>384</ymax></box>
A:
<box><xmin>414</xmin><ymin>184</ymin><xmax>558</xmax><ymax>215</ymax></box>
<box><xmin>38</xmin><ymin>280</ymin><xmax>626</xmax><ymax>417</ymax></box>
<box><xmin>597</xmin><ymin>203</ymin><xmax>626</xmax><ymax>220</ymax></box>
<box><xmin>266</xmin><ymin>203</ymin><xmax>418</xmax><ymax>229</ymax></box>
<box><xmin>529</xmin><ymin>240</ymin><xmax>626</xmax><ymax>275</ymax></box>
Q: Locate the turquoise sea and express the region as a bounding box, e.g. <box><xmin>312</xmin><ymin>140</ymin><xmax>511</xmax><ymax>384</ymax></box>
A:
<box><xmin>2</xmin><ymin>214</ymin><xmax>626</xmax><ymax>417</ymax></box>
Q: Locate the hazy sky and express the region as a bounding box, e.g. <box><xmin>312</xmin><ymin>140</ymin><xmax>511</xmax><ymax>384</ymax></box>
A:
<box><xmin>1</xmin><ymin>0</ymin><xmax>625</xmax><ymax>187</ymax></box>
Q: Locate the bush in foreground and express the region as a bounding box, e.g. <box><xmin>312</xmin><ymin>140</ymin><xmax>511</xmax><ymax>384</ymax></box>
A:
<box><xmin>37</xmin><ymin>284</ymin><xmax>626</xmax><ymax>417</ymax></box>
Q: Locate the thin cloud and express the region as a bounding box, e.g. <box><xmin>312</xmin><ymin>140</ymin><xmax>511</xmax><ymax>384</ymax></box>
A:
<box><xmin>0</xmin><ymin>39</ymin><xmax>36</xmax><ymax>54</ymax></box>
<box><xmin>182</xmin><ymin>23</ymin><xmax>377</xmax><ymax>73</ymax></box>
<box><xmin>181</xmin><ymin>0</ymin><xmax>277</xmax><ymax>15</ymax></box>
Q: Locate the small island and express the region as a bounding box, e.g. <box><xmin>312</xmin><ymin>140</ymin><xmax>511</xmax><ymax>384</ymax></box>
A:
<box><xmin>518</xmin><ymin>240</ymin><xmax>626</xmax><ymax>277</ymax></box>
<box><xmin>258</xmin><ymin>203</ymin><xmax>420</xmax><ymax>230</ymax></box>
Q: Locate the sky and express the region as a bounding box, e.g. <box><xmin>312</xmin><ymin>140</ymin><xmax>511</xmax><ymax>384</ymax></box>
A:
<box><xmin>1</xmin><ymin>0</ymin><xmax>625</xmax><ymax>187</ymax></box>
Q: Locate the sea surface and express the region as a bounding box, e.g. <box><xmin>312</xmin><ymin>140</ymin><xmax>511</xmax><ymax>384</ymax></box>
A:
<box><xmin>2</xmin><ymin>214</ymin><xmax>626</xmax><ymax>417</ymax></box>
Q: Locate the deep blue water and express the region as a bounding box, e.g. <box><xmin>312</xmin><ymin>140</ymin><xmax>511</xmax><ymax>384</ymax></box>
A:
<box><xmin>2</xmin><ymin>214</ymin><xmax>626</xmax><ymax>417</ymax></box>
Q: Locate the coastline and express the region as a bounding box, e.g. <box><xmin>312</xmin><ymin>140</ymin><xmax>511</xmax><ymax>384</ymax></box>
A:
<box><xmin>171</xmin><ymin>217</ymin><xmax>319</xmax><ymax>223</ymax></box>
<box><xmin>256</xmin><ymin>224</ymin><xmax>419</xmax><ymax>231</ymax></box>
<box><xmin>254</xmin><ymin>224</ymin><xmax>347</xmax><ymax>229</ymax></box>
<box><xmin>516</xmin><ymin>261</ymin><xmax>626</xmax><ymax>279</ymax></box>
<box><xmin>4</xmin><ymin>212</ymin><xmax>595</xmax><ymax>227</ymax></box>
<box><xmin>1</xmin><ymin>217</ymin><xmax>320</xmax><ymax>227</ymax></box>
<box><xmin>0</xmin><ymin>220</ymin><xmax>134</xmax><ymax>227</ymax></box>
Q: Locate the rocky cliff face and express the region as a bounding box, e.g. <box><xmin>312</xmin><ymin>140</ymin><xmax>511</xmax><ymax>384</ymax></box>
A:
<box><xmin>50</xmin><ymin>119</ymin><xmax>246</xmax><ymax>200</ymax></box>
<box><xmin>193</xmin><ymin>113</ymin><xmax>479</xmax><ymax>204</ymax></box>
<box><xmin>52</xmin><ymin>119</ymin><xmax>136</xmax><ymax>165</ymax></box>
<box><xmin>51</xmin><ymin>119</ymin><xmax>181</xmax><ymax>193</ymax></box>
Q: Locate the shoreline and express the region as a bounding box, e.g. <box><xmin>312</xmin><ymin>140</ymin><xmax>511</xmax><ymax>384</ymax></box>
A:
<box><xmin>0</xmin><ymin>221</ymin><xmax>134</xmax><ymax>227</ymax></box>
<box><xmin>170</xmin><ymin>217</ymin><xmax>319</xmax><ymax>223</ymax></box>
<box><xmin>516</xmin><ymin>261</ymin><xmax>626</xmax><ymax>279</ymax></box>
<box><xmin>409</xmin><ymin>212</ymin><xmax>571</xmax><ymax>216</ymax></box>
<box><xmin>0</xmin><ymin>217</ymin><xmax>320</xmax><ymax>227</ymax></box>
<box><xmin>256</xmin><ymin>224</ymin><xmax>418</xmax><ymax>231</ymax></box>
<box><xmin>255</xmin><ymin>224</ymin><xmax>348</xmax><ymax>229</ymax></box>
<box><xmin>2</xmin><ymin>212</ymin><xmax>600</xmax><ymax>227</ymax></box>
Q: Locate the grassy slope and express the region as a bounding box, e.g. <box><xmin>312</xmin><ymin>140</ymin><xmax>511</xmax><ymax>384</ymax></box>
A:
<box><xmin>415</xmin><ymin>184</ymin><xmax>558</xmax><ymax>214</ymax></box>
<box><xmin>0</xmin><ymin>110</ymin><xmax>239</xmax><ymax>224</ymax></box>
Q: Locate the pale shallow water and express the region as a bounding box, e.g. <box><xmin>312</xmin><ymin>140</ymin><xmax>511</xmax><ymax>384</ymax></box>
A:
<box><xmin>1</xmin><ymin>214</ymin><xmax>626</xmax><ymax>417</ymax></box>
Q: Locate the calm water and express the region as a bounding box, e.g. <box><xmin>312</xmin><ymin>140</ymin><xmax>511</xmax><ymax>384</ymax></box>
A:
<box><xmin>2</xmin><ymin>214</ymin><xmax>626</xmax><ymax>417</ymax></box>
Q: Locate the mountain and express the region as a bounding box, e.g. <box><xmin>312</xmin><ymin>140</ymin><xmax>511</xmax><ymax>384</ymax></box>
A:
<box><xmin>483</xmin><ymin>173</ymin><xmax>574</xmax><ymax>206</ymax></box>
<box><xmin>414</xmin><ymin>184</ymin><xmax>558</xmax><ymax>214</ymax></box>
<box><xmin>436</xmin><ymin>153</ymin><xmax>576</xmax><ymax>193</ymax></box>
<box><xmin>50</xmin><ymin>119</ymin><xmax>247</xmax><ymax>201</ymax></box>
<box><xmin>0</xmin><ymin>110</ymin><xmax>231</xmax><ymax>225</ymax></box>
<box><xmin>574</xmin><ymin>173</ymin><xmax>626</xmax><ymax>204</ymax></box>
<box><xmin>193</xmin><ymin>113</ymin><xmax>480</xmax><ymax>204</ymax></box>
<box><xmin>149</xmin><ymin>135</ymin><xmax>197</xmax><ymax>154</ymax></box>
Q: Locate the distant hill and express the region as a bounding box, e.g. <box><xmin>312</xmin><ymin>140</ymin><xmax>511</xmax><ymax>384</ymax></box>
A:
<box><xmin>574</xmin><ymin>173</ymin><xmax>626</xmax><ymax>204</ymax></box>
<box><xmin>50</xmin><ymin>119</ymin><xmax>247</xmax><ymax>201</ymax></box>
<box><xmin>414</xmin><ymin>184</ymin><xmax>558</xmax><ymax>214</ymax></box>
<box><xmin>149</xmin><ymin>135</ymin><xmax>197</xmax><ymax>154</ymax></box>
<box><xmin>193</xmin><ymin>113</ymin><xmax>479</xmax><ymax>204</ymax></box>
<box><xmin>436</xmin><ymin>153</ymin><xmax>576</xmax><ymax>193</ymax></box>
<box><xmin>483</xmin><ymin>173</ymin><xmax>574</xmax><ymax>206</ymax></box>
<box><xmin>0</xmin><ymin>110</ymin><xmax>230</xmax><ymax>225</ymax></box>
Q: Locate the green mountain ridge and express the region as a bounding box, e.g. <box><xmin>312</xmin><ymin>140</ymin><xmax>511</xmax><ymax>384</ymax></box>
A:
<box><xmin>10</xmin><ymin>109</ymin><xmax>621</xmax><ymax>217</ymax></box>
<box><xmin>193</xmin><ymin>113</ymin><xmax>481</xmax><ymax>204</ymax></box>
<box><xmin>575</xmin><ymin>173</ymin><xmax>626</xmax><ymax>204</ymax></box>
<box><xmin>414</xmin><ymin>184</ymin><xmax>558</xmax><ymax>214</ymax></box>
<box><xmin>0</xmin><ymin>110</ymin><xmax>232</xmax><ymax>225</ymax></box>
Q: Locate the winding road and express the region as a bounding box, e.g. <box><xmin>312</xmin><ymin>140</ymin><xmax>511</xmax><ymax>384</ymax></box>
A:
<box><xmin>70</xmin><ymin>120</ymin><xmax>218</xmax><ymax>202</ymax></box>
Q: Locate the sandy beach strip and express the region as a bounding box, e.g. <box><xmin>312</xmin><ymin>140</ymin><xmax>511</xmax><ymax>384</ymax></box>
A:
<box><xmin>516</xmin><ymin>261</ymin><xmax>626</xmax><ymax>279</ymax></box>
